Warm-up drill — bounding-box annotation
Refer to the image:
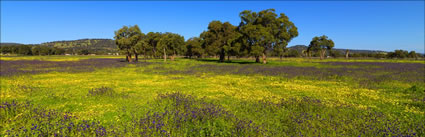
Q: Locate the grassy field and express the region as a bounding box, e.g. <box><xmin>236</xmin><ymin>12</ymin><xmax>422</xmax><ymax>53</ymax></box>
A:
<box><xmin>1</xmin><ymin>56</ymin><xmax>424</xmax><ymax>136</ymax></box>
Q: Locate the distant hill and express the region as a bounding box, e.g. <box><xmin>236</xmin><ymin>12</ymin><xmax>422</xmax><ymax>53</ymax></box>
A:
<box><xmin>288</xmin><ymin>45</ymin><xmax>388</xmax><ymax>54</ymax></box>
<box><xmin>0</xmin><ymin>43</ymin><xmax>24</xmax><ymax>46</ymax></box>
<box><xmin>41</xmin><ymin>39</ymin><xmax>117</xmax><ymax>53</ymax></box>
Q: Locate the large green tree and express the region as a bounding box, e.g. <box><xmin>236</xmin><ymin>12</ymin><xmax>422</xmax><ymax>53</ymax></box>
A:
<box><xmin>185</xmin><ymin>37</ymin><xmax>204</xmax><ymax>58</ymax></box>
<box><xmin>157</xmin><ymin>32</ymin><xmax>185</xmax><ymax>62</ymax></box>
<box><xmin>132</xmin><ymin>33</ymin><xmax>148</xmax><ymax>62</ymax></box>
<box><xmin>201</xmin><ymin>21</ymin><xmax>241</xmax><ymax>62</ymax></box>
<box><xmin>200</xmin><ymin>31</ymin><xmax>219</xmax><ymax>57</ymax></box>
<box><xmin>238</xmin><ymin>9</ymin><xmax>298</xmax><ymax>64</ymax></box>
<box><xmin>114</xmin><ymin>25</ymin><xmax>142</xmax><ymax>62</ymax></box>
<box><xmin>308</xmin><ymin>35</ymin><xmax>335</xmax><ymax>59</ymax></box>
<box><xmin>134</xmin><ymin>34</ymin><xmax>150</xmax><ymax>61</ymax></box>
<box><xmin>145</xmin><ymin>32</ymin><xmax>163</xmax><ymax>58</ymax></box>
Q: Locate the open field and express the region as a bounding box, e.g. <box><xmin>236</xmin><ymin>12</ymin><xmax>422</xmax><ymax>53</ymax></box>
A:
<box><xmin>1</xmin><ymin>56</ymin><xmax>424</xmax><ymax>136</ymax></box>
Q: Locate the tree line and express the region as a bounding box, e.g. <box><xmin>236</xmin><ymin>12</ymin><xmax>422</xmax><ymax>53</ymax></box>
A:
<box><xmin>0</xmin><ymin>44</ymin><xmax>105</xmax><ymax>55</ymax></box>
<box><xmin>0</xmin><ymin>45</ymin><xmax>65</xmax><ymax>56</ymax></box>
<box><xmin>115</xmin><ymin>9</ymin><xmax>302</xmax><ymax>63</ymax></box>
<box><xmin>2</xmin><ymin>43</ymin><xmax>418</xmax><ymax>60</ymax></box>
<box><xmin>114</xmin><ymin>9</ymin><xmax>423</xmax><ymax>63</ymax></box>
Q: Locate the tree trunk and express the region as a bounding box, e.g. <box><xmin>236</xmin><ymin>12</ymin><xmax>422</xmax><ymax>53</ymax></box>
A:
<box><xmin>163</xmin><ymin>47</ymin><xmax>167</xmax><ymax>62</ymax></box>
<box><xmin>126</xmin><ymin>55</ymin><xmax>129</xmax><ymax>62</ymax></box>
<box><xmin>128</xmin><ymin>54</ymin><xmax>132</xmax><ymax>62</ymax></box>
<box><xmin>227</xmin><ymin>55</ymin><xmax>230</xmax><ymax>61</ymax></box>
<box><xmin>135</xmin><ymin>54</ymin><xmax>138</xmax><ymax>62</ymax></box>
<box><xmin>219</xmin><ymin>49</ymin><xmax>225</xmax><ymax>62</ymax></box>
<box><xmin>262</xmin><ymin>52</ymin><xmax>267</xmax><ymax>64</ymax></box>
<box><xmin>280</xmin><ymin>55</ymin><xmax>282</xmax><ymax>60</ymax></box>
<box><xmin>171</xmin><ymin>51</ymin><xmax>176</xmax><ymax>61</ymax></box>
<box><xmin>171</xmin><ymin>54</ymin><xmax>175</xmax><ymax>61</ymax></box>
<box><xmin>345</xmin><ymin>50</ymin><xmax>349</xmax><ymax>59</ymax></box>
<box><xmin>320</xmin><ymin>49</ymin><xmax>325</xmax><ymax>60</ymax></box>
<box><xmin>255</xmin><ymin>56</ymin><xmax>260</xmax><ymax>63</ymax></box>
<box><xmin>153</xmin><ymin>48</ymin><xmax>156</xmax><ymax>59</ymax></box>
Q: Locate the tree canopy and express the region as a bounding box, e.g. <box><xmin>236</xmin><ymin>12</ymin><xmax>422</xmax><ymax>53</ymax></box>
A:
<box><xmin>238</xmin><ymin>9</ymin><xmax>298</xmax><ymax>63</ymax></box>
<box><xmin>157</xmin><ymin>32</ymin><xmax>185</xmax><ymax>61</ymax></box>
<box><xmin>200</xmin><ymin>21</ymin><xmax>241</xmax><ymax>62</ymax></box>
<box><xmin>114</xmin><ymin>25</ymin><xmax>143</xmax><ymax>62</ymax></box>
<box><xmin>185</xmin><ymin>37</ymin><xmax>204</xmax><ymax>58</ymax></box>
<box><xmin>307</xmin><ymin>35</ymin><xmax>335</xmax><ymax>59</ymax></box>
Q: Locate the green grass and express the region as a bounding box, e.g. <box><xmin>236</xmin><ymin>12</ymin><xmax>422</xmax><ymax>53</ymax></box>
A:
<box><xmin>1</xmin><ymin>56</ymin><xmax>424</xmax><ymax>136</ymax></box>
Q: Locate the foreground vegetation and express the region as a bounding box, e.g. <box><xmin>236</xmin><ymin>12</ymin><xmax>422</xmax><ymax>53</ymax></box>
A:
<box><xmin>1</xmin><ymin>56</ymin><xmax>424</xmax><ymax>136</ymax></box>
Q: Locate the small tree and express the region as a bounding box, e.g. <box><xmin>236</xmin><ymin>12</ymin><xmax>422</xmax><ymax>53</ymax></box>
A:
<box><xmin>387</xmin><ymin>49</ymin><xmax>408</xmax><ymax>59</ymax></box>
<box><xmin>158</xmin><ymin>32</ymin><xmax>185</xmax><ymax>62</ymax></box>
<box><xmin>39</xmin><ymin>46</ymin><xmax>52</xmax><ymax>56</ymax></box>
<box><xmin>408</xmin><ymin>51</ymin><xmax>418</xmax><ymax>59</ymax></box>
<box><xmin>185</xmin><ymin>37</ymin><xmax>204</xmax><ymax>58</ymax></box>
<box><xmin>308</xmin><ymin>35</ymin><xmax>335</xmax><ymax>59</ymax></box>
<box><xmin>134</xmin><ymin>35</ymin><xmax>150</xmax><ymax>62</ymax></box>
<box><xmin>285</xmin><ymin>49</ymin><xmax>299</xmax><ymax>57</ymax></box>
<box><xmin>78</xmin><ymin>49</ymin><xmax>90</xmax><ymax>55</ymax></box>
<box><xmin>114</xmin><ymin>25</ymin><xmax>142</xmax><ymax>62</ymax></box>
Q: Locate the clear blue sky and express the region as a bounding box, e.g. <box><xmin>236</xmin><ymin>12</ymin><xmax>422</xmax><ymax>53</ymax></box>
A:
<box><xmin>1</xmin><ymin>1</ymin><xmax>424</xmax><ymax>53</ymax></box>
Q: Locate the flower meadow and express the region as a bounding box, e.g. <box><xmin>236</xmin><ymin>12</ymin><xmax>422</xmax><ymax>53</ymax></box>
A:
<box><xmin>1</xmin><ymin>56</ymin><xmax>424</xmax><ymax>136</ymax></box>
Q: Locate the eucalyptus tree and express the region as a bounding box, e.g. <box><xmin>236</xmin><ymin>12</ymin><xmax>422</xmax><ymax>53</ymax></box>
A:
<box><xmin>308</xmin><ymin>35</ymin><xmax>335</xmax><ymax>59</ymax></box>
<box><xmin>185</xmin><ymin>37</ymin><xmax>204</xmax><ymax>58</ymax></box>
<box><xmin>168</xmin><ymin>33</ymin><xmax>186</xmax><ymax>61</ymax></box>
<box><xmin>146</xmin><ymin>32</ymin><xmax>163</xmax><ymax>58</ymax></box>
<box><xmin>223</xmin><ymin>27</ymin><xmax>242</xmax><ymax>61</ymax></box>
<box><xmin>200</xmin><ymin>31</ymin><xmax>219</xmax><ymax>57</ymax></box>
<box><xmin>157</xmin><ymin>32</ymin><xmax>185</xmax><ymax>62</ymax></box>
<box><xmin>201</xmin><ymin>21</ymin><xmax>241</xmax><ymax>62</ymax></box>
<box><xmin>132</xmin><ymin>31</ymin><xmax>147</xmax><ymax>62</ymax></box>
<box><xmin>134</xmin><ymin>34</ymin><xmax>150</xmax><ymax>61</ymax></box>
<box><xmin>238</xmin><ymin>9</ymin><xmax>298</xmax><ymax>64</ymax></box>
<box><xmin>408</xmin><ymin>51</ymin><xmax>418</xmax><ymax>59</ymax></box>
<box><xmin>114</xmin><ymin>25</ymin><xmax>142</xmax><ymax>62</ymax></box>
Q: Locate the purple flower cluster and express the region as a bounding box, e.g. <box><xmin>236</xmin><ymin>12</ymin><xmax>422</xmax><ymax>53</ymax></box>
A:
<box><xmin>1</xmin><ymin>100</ymin><xmax>108</xmax><ymax>137</ymax></box>
<box><xmin>0</xmin><ymin>58</ymin><xmax>130</xmax><ymax>77</ymax></box>
<box><xmin>238</xmin><ymin>96</ymin><xmax>424</xmax><ymax>136</ymax></box>
<box><xmin>159</xmin><ymin>61</ymin><xmax>424</xmax><ymax>84</ymax></box>
<box><xmin>2</xmin><ymin>93</ymin><xmax>424</xmax><ymax>136</ymax></box>
<box><xmin>321</xmin><ymin>62</ymin><xmax>425</xmax><ymax>83</ymax></box>
<box><xmin>1</xmin><ymin>93</ymin><xmax>264</xmax><ymax>136</ymax></box>
<box><xmin>126</xmin><ymin>92</ymin><xmax>264</xmax><ymax>136</ymax></box>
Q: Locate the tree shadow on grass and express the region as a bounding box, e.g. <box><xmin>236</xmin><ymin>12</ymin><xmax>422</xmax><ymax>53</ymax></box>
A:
<box><xmin>196</xmin><ymin>58</ymin><xmax>257</xmax><ymax>65</ymax></box>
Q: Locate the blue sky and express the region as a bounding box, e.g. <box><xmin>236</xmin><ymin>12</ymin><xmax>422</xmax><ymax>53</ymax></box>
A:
<box><xmin>1</xmin><ymin>1</ymin><xmax>424</xmax><ymax>53</ymax></box>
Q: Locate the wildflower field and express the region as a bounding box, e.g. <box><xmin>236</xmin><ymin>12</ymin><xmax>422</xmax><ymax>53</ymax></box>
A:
<box><xmin>1</xmin><ymin>56</ymin><xmax>424</xmax><ymax>136</ymax></box>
